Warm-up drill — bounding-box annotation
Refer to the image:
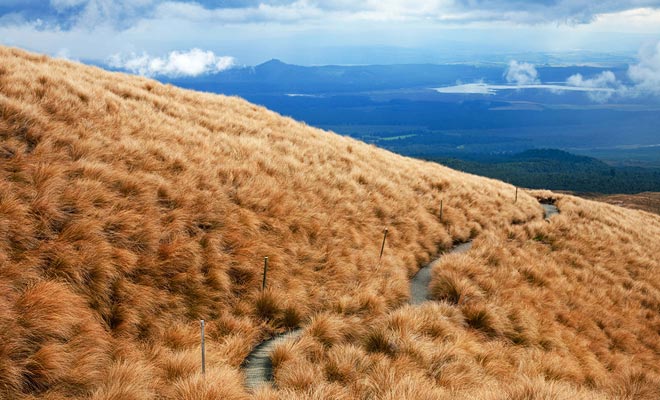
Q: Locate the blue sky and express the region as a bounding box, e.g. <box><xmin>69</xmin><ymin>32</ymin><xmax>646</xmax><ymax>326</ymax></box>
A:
<box><xmin>1</xmin><ymin>0</ymin><xmax>660</xmax><ymax>71</ymax></box>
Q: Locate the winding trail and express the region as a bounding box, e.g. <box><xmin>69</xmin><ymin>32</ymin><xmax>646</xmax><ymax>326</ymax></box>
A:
<box><xmin>410</xmin><ymin>242</ymin><xmax>473</xmax><ymax>305</ymax></box>
<box><xmin>542</xmin><ymin>203</ymin><xmax>559</xmax><ymax>219</ymax></box>
<box><xmin>242</xmin><ymin>242</ymin><xmax>473</xmax><ymax>389</ymax></box>
<box><xmin>243</xmin><ymin>328</ymin><xmax>303</xmax><ymax>389</ymax></box>
<box><xmin>242</xmin><ymin>200</ymin><xmax>559</xmax><ymax>389</ymax></box>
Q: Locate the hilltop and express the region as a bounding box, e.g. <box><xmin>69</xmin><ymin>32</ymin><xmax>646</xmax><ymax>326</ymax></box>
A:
<box><xmin>1</xmin><ymin>47</ymin><xmax>659</xmax><ymax>399</ymax></box>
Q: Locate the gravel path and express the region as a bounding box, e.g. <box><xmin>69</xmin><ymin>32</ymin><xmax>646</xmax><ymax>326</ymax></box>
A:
<box><xmin>243</xmin><ymin>328</ymin><xmax>303</xmax><ymax>389</ymax></box>
<box><xmin>242</xmin><ymin>200</ymin><xmax>557</xmax><ymax>389</ymax></box>
<box><xmin>542</xmin><ymin>203</ymin><xmax>559</xmax><ymax>219</ymax></box>
<box><xmin>409</xmin><ymin>242</ymin><xmax>473</xmax><ymax>305</ymax></box>
<box><xmin>242</xmin><ymin>241</ymin><xmax>473</xmax><ymax>389</ymax></box>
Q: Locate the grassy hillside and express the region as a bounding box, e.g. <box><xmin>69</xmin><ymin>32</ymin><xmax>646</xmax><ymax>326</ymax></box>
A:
<box><xmin>269</xmin><ymin>194</ymin><xmax>660</xmax><ymax>399</ymax></box>
<box><xmin>0</xmin><ymin>47</ymin><xmax>659</xmax><ymax>399</ymax></box>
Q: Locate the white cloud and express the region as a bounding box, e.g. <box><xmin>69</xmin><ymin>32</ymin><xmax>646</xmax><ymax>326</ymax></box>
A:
<box><xmin>109</xmin><ymin>48</ymin><xmax>235</xmax><ymax>77</ymax></box>
<box><xmin>563</xmin><ymin>40</ymin><xmax>660</xmax><ymax>100</ymax></box>
<box><xmin>11</xmin><ymin>1</ymin><xmax>659</xmax><ymax>29</ymax></box>
<box><xmin>48</xmin><ymin>0</ymin><xmax>158</xmax><ymax>28</ymax></box>
<box><xmin>566</xmin><ymin>71</ymin><xmax>621</xmax><ymax>102</ymax></box>
<box><xmin>148</xmin><ymin>1</ymin><xmax>660</xmax><ymax>26</ymax></box>
<box><xmin>504</xmin><ymin>60</ymin><xmax>539</xmax><ymax>85</ymax></box>
<box><xmin>3</xmin><ymin>1</ymin><xmax>660</xmax><ymax>67</ymax></box>
<box><xmin>628</xmin><ymin>40</ymin><xmax>660</xmax><ymax>96</ymax></box>
<box><xmin>567</xmin><ymin>71</ymin><xmax>618</xmax><ymax>88</ymax></box>
<box><xmin>153</xmin><ymin>1</ymin><xmax>326</xmax><ymax>24</ymax></box>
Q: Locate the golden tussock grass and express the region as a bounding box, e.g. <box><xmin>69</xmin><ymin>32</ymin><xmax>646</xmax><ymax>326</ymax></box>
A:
<box><xmin>1</xmin><ymin>46</ymin><xmax>659</xmax><ymax>398</ymax></box>
<box><xmin>271</xmin><ymin>195</ymin><xmax>660</xmax><ymax>399</ymax></box>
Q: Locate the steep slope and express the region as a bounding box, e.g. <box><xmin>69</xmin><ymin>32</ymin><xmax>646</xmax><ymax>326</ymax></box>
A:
<box><xmin>0</xmin><ymin>47</ymin><xmax>540</xmax><ymax>399</ymax></box>
<box><xmin>1</xmin><ymin>47</ymin><xmax>659</xmax><ymax>400</ymax></box>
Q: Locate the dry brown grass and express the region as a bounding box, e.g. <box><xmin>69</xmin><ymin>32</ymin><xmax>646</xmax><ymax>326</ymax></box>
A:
<box><xmin>1</xmin><ymin>46</ymin><xmax>658</xmax><ymax>399</ymax></box>
<box><xmin>0</xmin><ymin>46</ymin><xmax>541</xmax><ymax>398</ymax></box>
<box><xmin>269</xmin><ymin>194</ymin><xmax>660</xmax><ymax>399</ymax></box>
<box><xmin>575</xmin><ymin>191</ymin><xmax>660</xmax><ymax>215</ymax></box>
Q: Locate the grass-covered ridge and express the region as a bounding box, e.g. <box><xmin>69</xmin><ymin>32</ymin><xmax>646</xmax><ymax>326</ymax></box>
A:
<box><xmin>0</xmin><ymin>47</ymin><xmax>659</xmax><ymax>399</ymax></box>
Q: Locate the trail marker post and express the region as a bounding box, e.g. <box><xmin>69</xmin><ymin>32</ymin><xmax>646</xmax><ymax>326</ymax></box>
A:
<box><xmin>262</xmin><ymin>257</ymin><xmax>268</xmax><ymax>290</ymax></box>
<box><xmin>379</xmin><ymin>228</ymin><xmax>388</xmax><ymax>261</ymax></box>
<box><xmin>440</xmin><ymin>200</ymin><xmax>444</xmax><ymax>221</ymax></box>
<box><xmin>200</xmin><ymin>320</ymin><xmax>206</xmax><ymax>376</ymax></box>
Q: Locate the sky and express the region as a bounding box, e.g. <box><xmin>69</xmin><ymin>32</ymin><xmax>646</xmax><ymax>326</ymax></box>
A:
<box><xmin>1</xmin><ymin>0</ymin><xmax>660</xmax><ymax>75</ymax></box>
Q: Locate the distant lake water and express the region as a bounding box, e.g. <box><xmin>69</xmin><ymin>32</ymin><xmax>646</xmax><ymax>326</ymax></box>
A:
<box><xmin>432</xmin><ymin>83</ymin><xmax>615</xmax><ymax>95</ymax></box>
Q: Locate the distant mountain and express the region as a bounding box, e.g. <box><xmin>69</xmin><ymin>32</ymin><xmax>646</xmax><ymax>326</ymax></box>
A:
<box><xmin>165</xmin><ymin>61</ymin><xmax>624</xmax><ymax>95</ymax></box>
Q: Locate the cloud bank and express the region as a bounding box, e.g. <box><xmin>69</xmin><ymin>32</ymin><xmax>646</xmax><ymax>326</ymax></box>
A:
<box><xmin>566</xmin><ymin>71</ymin><xmax>621</xmax><ymax>101</ymax></box>
<box><xmin>3</xmin><ymin>0</ymin><xmax>660</xmax><ymax>28</ymax></box>
<box><xmin>567</xmin><ymin>71</ymin><xmax>619</xmax><ymax>89</ymax></box>
<box><xmin>566</xmin><ymin>40</ymin><xmax>660</xmax><ymax>100</ymax></box>
<box><xmin>108</xmin><ymin>48</ymin><xmax>235</xmax><ymax>77</ymax></box>
<box><xmin>1</xmin><ymin>2</ymin><xmax>659</xmax><ymax>87</ymax></box>
<box><xmin>441</xmin><ymin>43</ymin><xmax>660</xmax><ymax>101</ymax></box>
<box><xmin>628</xmin><ymin>40</ymin><xmax>660</xmax><ymax>96</ymax></box>
<box><xmin>1</xmin><ymin>1</ymin><xmax>659</xmax><ymax>66</ymax></box>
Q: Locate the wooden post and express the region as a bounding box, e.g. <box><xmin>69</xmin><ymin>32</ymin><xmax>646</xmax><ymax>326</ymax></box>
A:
<box><xmin>379</xmin><ymin>228</ymin><xmax>388</xmax><ymax>261</ymax></box>
<box><xmin>262</xmin><ymin>256</ymin><xmax>268</xmax><ymax>290</ymax></box>
<box><xmin>200</xmin><ymin>320</ymin><xmax>206</xmax><ymax>375</ymax></box>
<box><xmin>439</xmin><ymin>199</ymin><xmax>444</xmax><ymax>221</ymax></box>
<box><xmin>515</xmin><ymin>187</ymin><xmax>518</xmax><ymax>203</ymax></box>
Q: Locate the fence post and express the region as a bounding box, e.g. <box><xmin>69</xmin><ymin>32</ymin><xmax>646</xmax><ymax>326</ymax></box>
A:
<box><xmin>262</xmin><ymin>256</ymin><xmax>268</xmax><ymax>290</ymax></box>
<box><xmin>515</xmin><ymin>187</ymin><xmax>518</xmax><ymax>203</ymax></box>
<box><xmin>379</xmin><ymin>228</ymin><xmax>388</xmax><ymax>261</ymax></box>
<box><xmin>200</xmin><ymin>320</ymin><xmax>206</xmax><ymax>376</ymax></box>
<box><xmin>440</xmin><ymin>199</ymin><xmax>444</xmax><ymax>221</ymax></box>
